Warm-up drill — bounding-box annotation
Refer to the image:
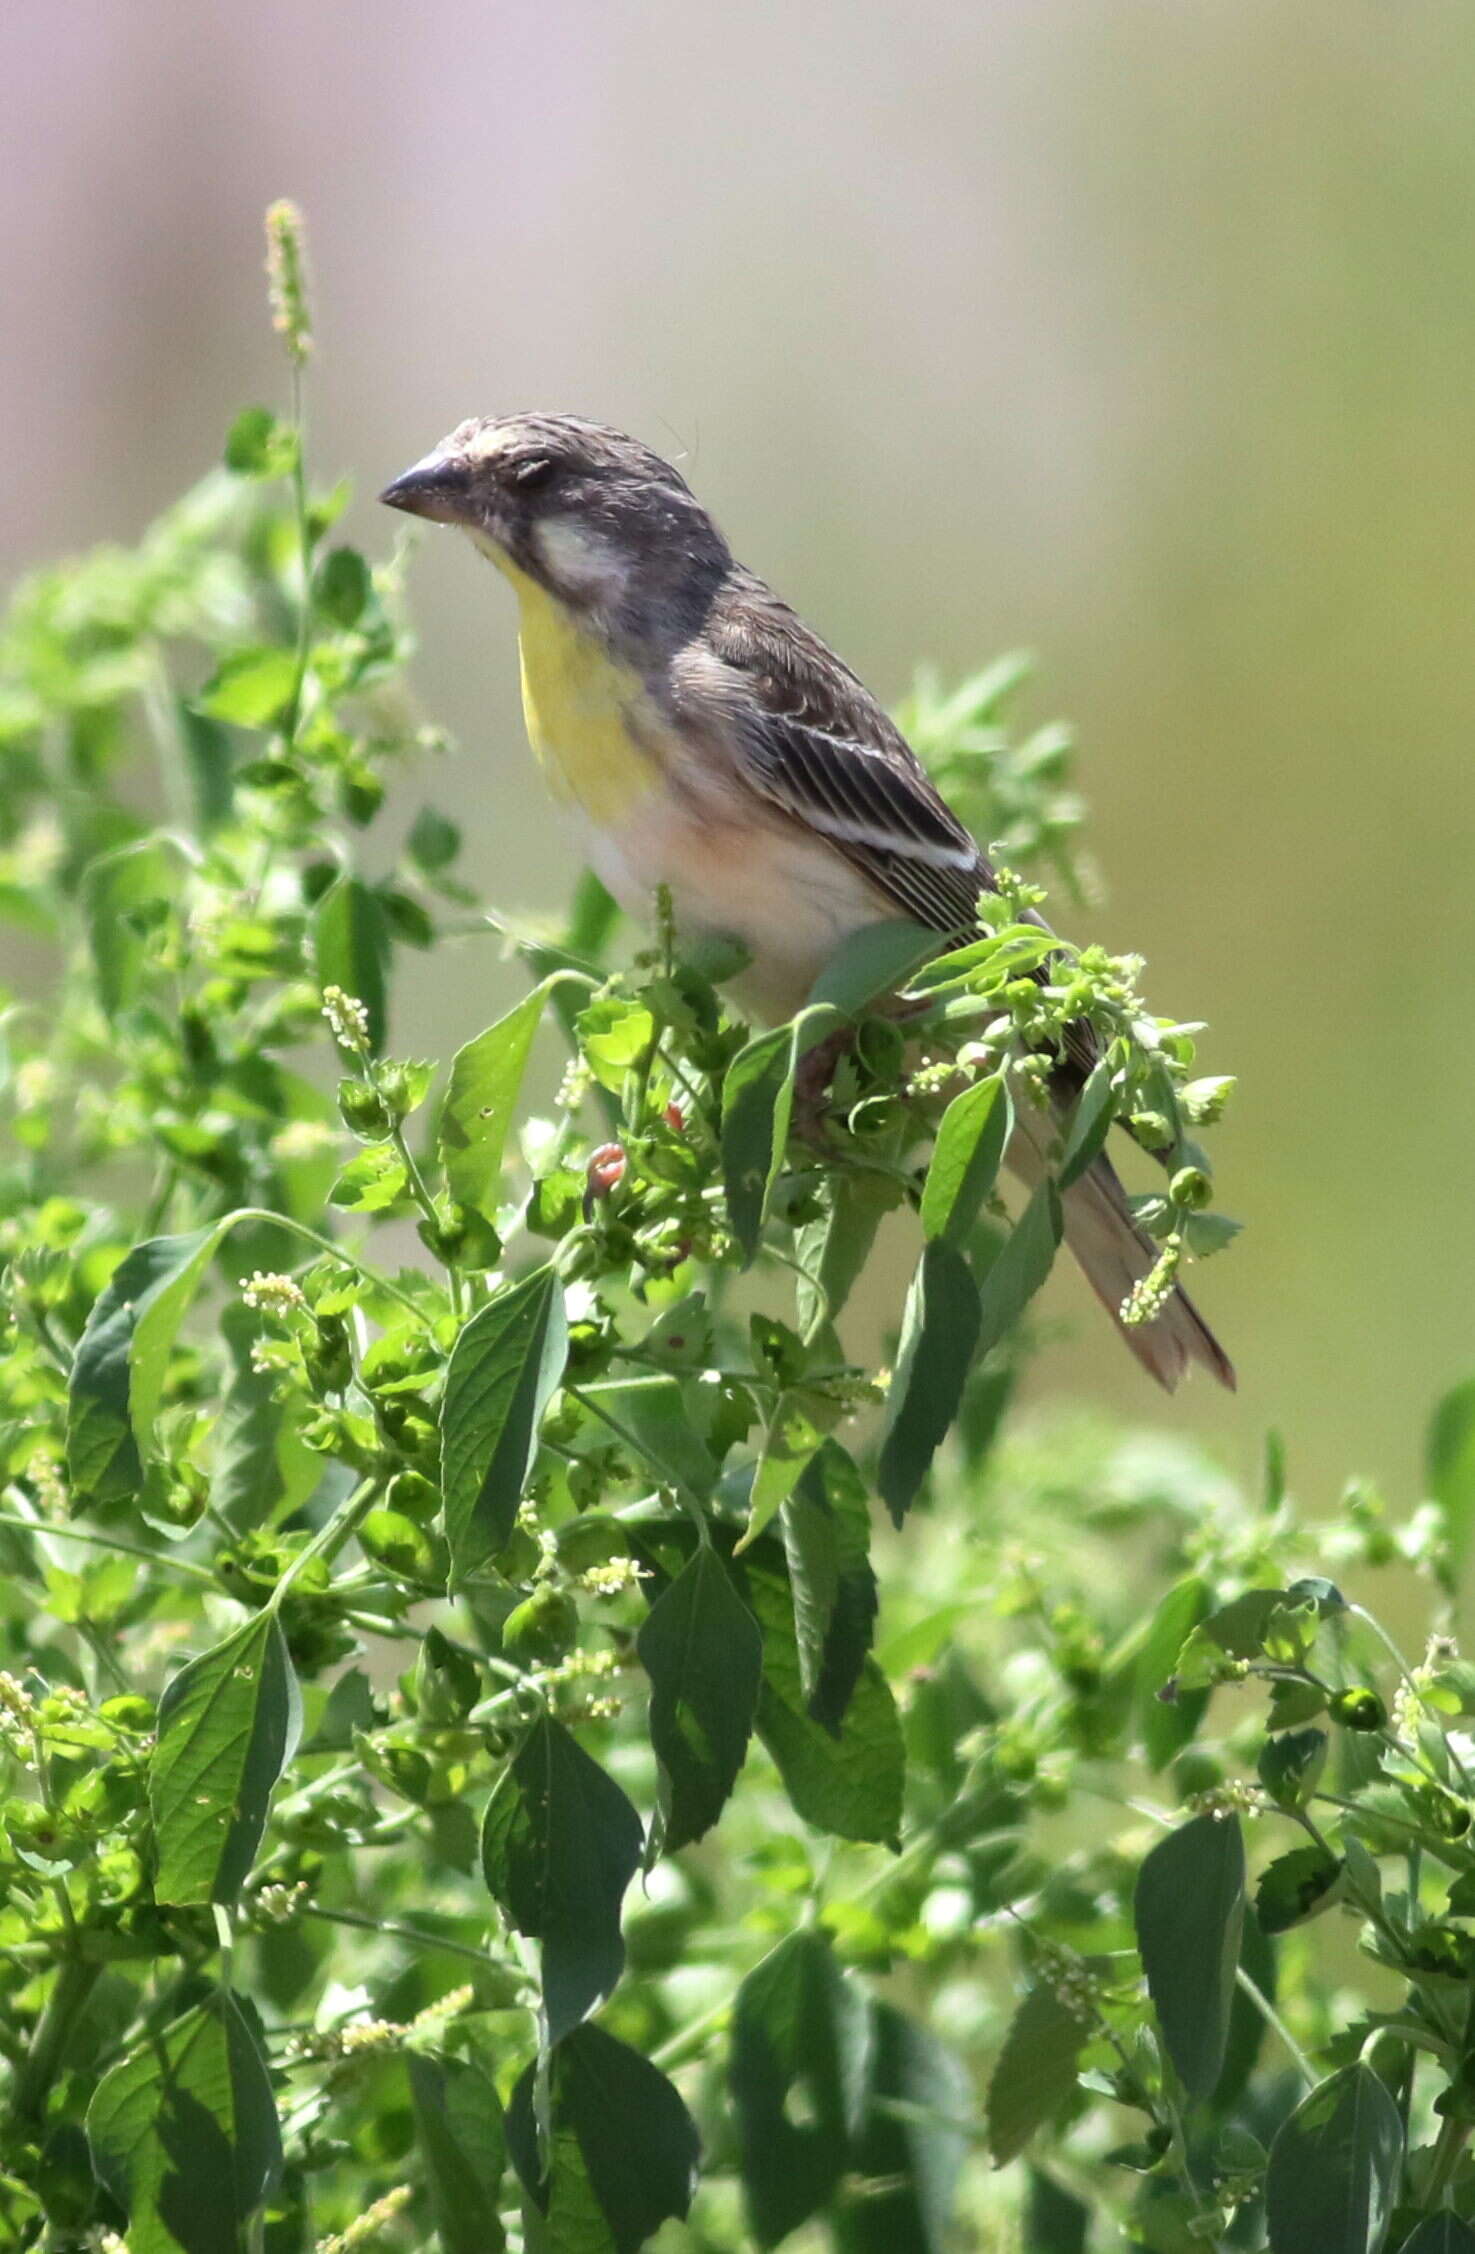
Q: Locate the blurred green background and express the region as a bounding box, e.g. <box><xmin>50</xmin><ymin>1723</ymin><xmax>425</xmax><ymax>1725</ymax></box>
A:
<box><xmin>4</xmin><ymin>1</ymin><xmax>1473</xmax><ymax>1505</ymax></box>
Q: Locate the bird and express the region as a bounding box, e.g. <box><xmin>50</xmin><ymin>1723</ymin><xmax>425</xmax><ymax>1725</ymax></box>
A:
<box><xmin>380</xmin><ymin>415</ymin><xmax>1233</xmax><ymax>1391</ymax></box>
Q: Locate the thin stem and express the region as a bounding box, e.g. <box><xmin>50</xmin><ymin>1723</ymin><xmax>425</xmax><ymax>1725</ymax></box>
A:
<box><xmin>230</xmin><ymin>1209</ymin><xmax>430</xmax><ymax>1323</ymax></box>
<box><xmin>297</xmin><ymin>1903</ymin><xmax>521</xmax><ymax>1981</ymax></box>
<box><xmin>0</xmin><ymin>1511</ymin><xmax>219</xmax><ymax>1589</ymax></box>
<box><xmin>282</xmin><ymin>358</ymin><xmax>314</xmax><ymax>753</ymax></box>
<box><xmin>270</xmin><ymin>1479</ymin><xmax>376</xmax><ymax>1610</ymax></box>
<box><xmin>390</xmin><ymin>1120</ymin><xmax>464</xmax><ymax>1318</ymax></box>
<box><xmin>1234</xmin><ymin>1966</ymin><xmax>1316</xmax><ymax>2090</ymax></box>
<box><xmin>8</xmin><ymin>1958</ymin><xmax>101</xmax><ymax>2125</ymax></box>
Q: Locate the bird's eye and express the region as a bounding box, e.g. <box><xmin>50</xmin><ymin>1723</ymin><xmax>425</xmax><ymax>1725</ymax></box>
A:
<box><xmin>508</xmin><ymin>456</ymin><xmax>557</xmax><ymax>492</ymax></box>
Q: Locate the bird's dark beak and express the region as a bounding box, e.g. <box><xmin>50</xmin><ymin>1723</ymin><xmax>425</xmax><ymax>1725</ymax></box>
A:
<box><xmin>378</xmin><ymin>448</ymin><xmax>472</xmax><ymax>525</ymax></box>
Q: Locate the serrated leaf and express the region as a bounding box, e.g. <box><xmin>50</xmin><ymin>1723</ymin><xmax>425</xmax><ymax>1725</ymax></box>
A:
<box><xmin>722</xmin><ymin>1004</ymin><xmax>839</xmax><ymax>1261</ymax></box>
<box><xmin>481</xmin><ymin>1712</ymin><xmax>642</xmax><ymax>2043</ymax></box>
<box><xmin>637</xmin><ymin>1544</ymin><xmax>762</xmax><ymax>1853</ymax></box>
<box><xmin>86</xmin><ymin>1991</ymin><xmax>282</xmax><ymax>2254</ymax></box>
<box><xmin>986</xmin><ymin>1982</ymin><xmax>1094</xmax><ymax>2166</ymax></box>
<box><xmin>1134</xmin><ymin>1812</ymin><xmax>1244</xmax><ymax>2099</ymax></box>
<box><xmin>328</xmin><ymin>1141</ymin><xmax>410</xmax><ymax>1212</ymax></box>
<box><xmin>920</xmin><ymin>1072</ymin><xmax>1010</xmax><ymax>1244</ymax></box>
<box><xmin>439</xmin><ymin>984</ymin><xmax>549</xmax><ymax>1223</ymax></box>
<box><xmin>312</xmin><ymin>875</ymin><xmax>390</xmax><ymax>1052</ymax></box>
<box><xmin>67</xmin><ymin>1221</ymin><xmax>232</xmax><ymax>1505</ymax></box>
<box><xmin>506</xmin><ymin>2021</ymin><xmax>698</xmax><ymax>2254</ymax></box>
<box><xmin>738</xmin><ymin>1389</ymin><xmax>830</xmax><ymax>1553</ymax></box>
<box><xmin>1264</xmin><ymin>2064</ymin><xmax>1403</xmax><ymax>2254</ymax></box>
<box><xmin>440</xmin><ymin>1267</ymin><xmax>567</xmax><ymax>1579</ymax></box>
<box><xmin>407</xmin><ymin>2049</ymin><xmax>506</xmax><ymax>2254</ymax></box>
<box><xmin>150</xmin><ymin>1610</ymin><xmax>301</xmax><ymax>1905</ymax></box>
<box><xmin>877</xmin><ymin>1237</ymin><xmax>981</xmax><ymax>1528</ymax></box>
<box><xmin>806</xmin><ymin>918</ymin><xmax>940</xmax><ymax>1015</ymax></box>
<box><xmin>730</xmin><ymin>1929</ymin><xmax>871</xmax><ymax>2246</ymax></box>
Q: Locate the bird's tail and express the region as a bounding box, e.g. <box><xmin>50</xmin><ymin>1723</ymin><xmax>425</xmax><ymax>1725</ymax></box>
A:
<box><xmin>1009</xmin><ymin>1111</ymin><xmax>1235</xmax><ymax>1393</ymax></box>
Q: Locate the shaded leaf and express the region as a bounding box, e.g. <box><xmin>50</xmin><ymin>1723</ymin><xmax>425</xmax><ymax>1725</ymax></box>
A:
<box><xmin>974</xmin><ymin>1177</ymin><xmax>1063</xmax><ymax>1358</ymax></box>
<box><xmin>1255</xmin><ymin>1847</ymin><xmax>1346</xmax><ymax>1935</ymax></box>
<box><xmin>1058</xmin><ymin>1055</ymin><xmax>1117</xmax><ymax>1189</ymax></box>
<box><xmin>67</xmin><ymin>1222</ymin><xmax>232</xmax><ymax>1505</ymax></box>
<box><xmin>576</xmin><ymin>1373</ymin><xmax>718</xmax><ymax>1501</ymax></box>
<box><xmin>806</xmin><ymin>918</ymin><xmax>940</xmax><ymax>1015</ymax></box>
<box><xmin>1399</xmin><ymin>2218</ymin><xmax>1475</xmax><ymax>2253</ymax></box>
<box><xmin>150</xmin><ymin>1610</ymin><xmax>301</xmax><ymax>1906</ymax></box>
<box><xmin>920</xmin><ymin>1072</ymin><xmax>1010</xmax><ymax>1244</ymax></box>
<box><xmin>480</xmin><ymin>1712</ymin><xmax>642</xmax><ymax>2043</ymax></box>
<box><xmin>837</xmin><ymin>2001</ymin><xmax>971</xmax><ymax>2254</ymax></box>
<box><xmin>795</xmin><ymin>1171</ymin><xmax>901</xmax><ymax>1341</ymax></box>
<box><xmin>738</xmin><ymin>1389</ymin><xmax>830</xmax><ymax>1553</ymax></box>
<box><xmin>722</xmin><ymin>1004</ymin><xmax>838</xmax><ymax>1261</ymax></box>
<box><xmin>986</xmin><ymin>1982</ymin><xmax>1094</xmax><ymax>2166</ymax></box>
<box><xmin>214</xmin><ymin>1302</ymin><xmax>319</xmax><ymax>1534</ymax></box>
<box><xmin>1133</xmin><ymin>1812</ymin><xmax>1245</xmax><ymax>2100</ymax></box>
<box><xmin>878</xmin><ymin>1237</ymin><xmax>981</xmax><ymax>1527</ymax></box>
<box><xmin>86</xmin><ymin>1992</ymin><xmax>282</xmax><ymax>2254</ymax></box>
<box><xmin>82</xmin><ymin>839</ymin><xmax>181</xmax><ymax>1018</ymax></box>
<box><xmin>1138</xmin><ymin>1575</ymin><xmax>1212</xmax><ymax>1770</ymax></box>
<box><xmin>638</xmin><ymin>1544</ymin><xmax>763</xmax><ymax>1853</ymax></box>
<box><xmin>781</xmin><ymin>1441</ymin><xmax>877</xmax><ymax>1731</ymax></box>
<box><xmin>506</xmin><ymin>2021</ymin><xmax>698</xmax><ymax>2254</ymax></box>
<box><xmin>440</xmin><ymin>1267</ymin><xmax>567</xmax><ymax>1579</ymax></box>
<box><xmin>407</xmin><ymin>2049</ymin><xmax>506</xmax><ymax>2254</ymax></box>
<box><xmin>313</xmin><ymin>546</ymin><xmax>370</xmax><ymax>629</ymax></box>
<box><xmin>1264</xmin><ymin>2064</ymin><xmax>1402</xmax><ymax>2254</ymax></box>
<box><xmin>729</xmin><ymin>1930</ymin><xmax>870</xmax><ymax>2246</ymax></box>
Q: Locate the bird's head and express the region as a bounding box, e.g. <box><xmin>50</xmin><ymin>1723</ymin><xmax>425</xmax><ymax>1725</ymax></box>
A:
<box><xmin>380</xmin><ymin>413</ymin><xmax>731</xmax><ymax>645</ymax></box>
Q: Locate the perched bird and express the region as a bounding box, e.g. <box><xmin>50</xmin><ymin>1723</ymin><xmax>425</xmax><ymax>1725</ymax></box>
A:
<box><xmin>381</xmin><ymin>416</ymin><xmax>1232</xmax><ymax>1390</ymax></box>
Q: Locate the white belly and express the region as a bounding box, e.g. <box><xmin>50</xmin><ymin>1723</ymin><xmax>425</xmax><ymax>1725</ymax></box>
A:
<box><xmin>567</xmin><ymin>795</ymin><xmax>887</xmax><ymax>1022</ymax></box>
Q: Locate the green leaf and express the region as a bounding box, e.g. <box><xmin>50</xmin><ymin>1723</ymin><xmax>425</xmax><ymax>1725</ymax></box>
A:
<box><xmin>741</xmin><ymin>1542</ymin><xmax>903</xmax><ymax>1844</ymax></box>
<box><xmin>806</xmin><ymin>918</ymin><xmax>940</xmax><ymax>1014</ymax></box>
<box><xmin>67</xmin><ymin>1222</ymin><xmax>231</xmax><ymax>1504</ymax></box>
<box><xmin>974</xmin><ymin>1177</ymin><xmax>1063</xmax><ymax>1358</ymax></box>
<box><xmin>223</xmin><ymin>405</ymin><xmax>296</xmax><ymax>477</ymax></box>
<box><xmin>1398</xmin><ymin>2218</ymin><xmax>1475</xmax><ymax>2253</ymax></box>
<box><xmin>480</xmin><ymin>1711</ymin><xmax>642</xmax><ymax>2043</ymax></box>
<box><xmin>82</xmin><ymin>838</ymin><xmax>180</xmax><ymax>1018</ymax></box>
<box><xmin>407</xmin><ymin>2049</ymin><xmax>506</xmax><ymax>2254</ymax></box>
<box><xmin>795</xmin><ymin>1171</ymin><xmax>901</xmax><ymax>1341</ymax></box>
<box><xmin>214</xmin><ymin>1302</ymin><xmax>319</xmax><ymax>1534</ymax></box>
<box><xmin>1428</xmin><ymin>1376</ymin><xmax>1475</xmax><ymax>1576</ymax></box>
<box><xmin>195</xmin><ymin>646</ymin><xmax>299</xmax><ymax>729</ymax></box>
<box><xmin>86</xmin><ymin>1991</ymin><xmax>283</xmax><ymax>2254</ymax></box>
<box><xmin>985</xmin><ymin>1982</ymin><xmax>1095</xmax><ymax>2166</ymax></box>
<box><xmin>1173</xmin><ymin>1586</ymin><xmax>1287</xmax><ymax>1689</ymax></box>
<box><xmin>836</xmin><ymin>2002</ymin><xmax>971</xmax><ymax>2254</ymax></box>
<box><xmin>1058</xmin><ymin>1056</ymin><xmax>1117</xmax><ymax>1189</ymax></box>
<box><xmin>439</xmin><ymin>984</ymin><xmax>549</xmax><ymax>1223</ymax></box>
<box><xmin>877</xmin><ymin>1237</ymin><xmax>981</xmax><ymax>1528</ymax></box>
<box><xmin>576</xmin><ymin>1374</ymin><xmax>718</xmax><ymax>1501</ymax></box>
<box><xmin>637</xmin><ymin>1544</ymin><xmax>763</xmax><ymax>1853</ymax></box>
<box><xmin>328</xmin><ymin>1142</ymin><xmax>410</xmax><ymax>1212</ymax></box>
<box><xmin>722</xmin><ymin>1004</ymin><xmax>839</xmax><ymax>1261</ymax></box>
<box><xmin>920</xmin><ymin>1072</ymin><xmax>1010</xmax><ymax>1244</ymax></box>
<box><xmin>1264</xmin><ymin>2064</ymin><xmax>1403</xmax><ymax>2254</ymax></box>
<box><xmin>408</xmin><ymin>804</ymin><xmax>462</xmax><ymax>872</ymax></box>
<box><xmin>738</xmin><ymin>1390</ymin><xmax>830</xmax><ymax>1553</ymax></box>
<box><xmin>440</xmin><ymin>1267</ymin><xmax>567</xmax><ymax>1580</ymax></box>
<box><xmin>729</xmin><ymin>1929</ymin><xmax>870</xmax><ymax>2246</ymax></box>
<box><xmin>150</xmin><ymin>1610</ymin><xmax>301</xmax><ymax>1905</ymax></box>
<box><xmin>313</xmin><ymin>545</ymin><xmax>371</xmax><ymax>628</ymax></box>
<box><xmin>1138</xmin><ymin>1575</ymin><xmax>1212</xmax><ymax>1769</ymax></box>
<box><xmin>1255</xmin><ymin>1847</ymin><xmax>1346</xmax><ymax>1935</ymax></box>
<box><xmin>1257</xmin><ymin>1726</ymin><xmax>1329</xmax><ymax>1811</ymax></box>
<box><xmin>312</xmin><ymin>875</ymin><xmax>390</xmax><ymax>1051</ymax></box>
<box><xmin>781</xmin><ymin>1441</ymin><xmax>877</xmax><ymax>1731</ymax></box>
<box><xmin>1133</xmin><ymin>1812</ymin><xmax>1245</xmax><ymax>2100</ymax></box>
<box><xmin>506</xmin><ymin>2021</ymin><xmax>699</xmax><ymax>2254</ymax></box>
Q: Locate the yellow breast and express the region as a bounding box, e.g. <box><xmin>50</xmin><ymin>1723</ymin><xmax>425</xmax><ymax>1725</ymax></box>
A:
<box><xmin>493</xmin><ymin>555</ymin><xmax>660</xmax><ymax>830</ymax></box>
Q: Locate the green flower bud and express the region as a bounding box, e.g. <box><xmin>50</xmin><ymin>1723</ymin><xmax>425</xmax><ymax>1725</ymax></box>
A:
<box><xmin>337</xmin><ymin>1078</ymin><xmax>392</xmax><ymax>1139</ymax></box>
<box><xmin>386</xmin><ymin>1469</ymin><xmax>439</xmax><ymax>1524</ymax></box>
<box><xmin>1169</xmin><ymin>1166</ymin><xmax>1213</xmax><ymax>1211</ymax></box>
<box><xmin>358</xmin><ymin>1507</ymin><xmax>436</xmax><ymax>1581</ymax></box>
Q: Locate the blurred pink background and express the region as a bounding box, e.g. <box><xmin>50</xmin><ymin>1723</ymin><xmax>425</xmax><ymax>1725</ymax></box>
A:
<box><xmin>6</xmin><ymin>1</ymin><xmax>1475</xmax><ymax>1507</ymax></box>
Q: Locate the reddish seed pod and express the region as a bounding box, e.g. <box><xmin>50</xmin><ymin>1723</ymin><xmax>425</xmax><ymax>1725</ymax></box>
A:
<box><xmin>664</xmin><ymin>1102</ymin><xmax>685</xmax><ymax>1133</ymax></box>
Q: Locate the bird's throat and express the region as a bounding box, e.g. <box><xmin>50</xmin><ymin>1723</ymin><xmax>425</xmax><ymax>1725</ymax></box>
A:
<box><xmin>489</xmin><ymin>550</ymin><xmax>660</xmax><ymax>827</ymax></box>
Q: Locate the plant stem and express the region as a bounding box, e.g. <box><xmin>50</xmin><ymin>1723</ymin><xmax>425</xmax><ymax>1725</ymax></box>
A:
<box><xmin>0</xmin><ymin>1510</ymin><xmax>219</xmax><ymax>1589</ymax></box>
<box><xmin>9</xmin><ymin>1958</ymin><xmax>101</xmax><ymax>2125</ymax></box>
<box><xmin>282</xmin><ymin>358</ymin><xmax>315</xmax><ymax>753</ymax></box>
<box><xmin>1234</xmin><ymin>1966</ymin><xmax>1316</xmax><ymax>2090</ymax></box>
<box><xmin>296</xmin><ymin>1902</ymin><xmax>522</xmax><ymax>1981</ymax></box>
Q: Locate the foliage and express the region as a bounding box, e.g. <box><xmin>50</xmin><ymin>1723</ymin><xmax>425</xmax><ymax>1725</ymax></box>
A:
<box><xmin>0</xmin><ymin>203</ymin><xmax>1473</xmax><ymax>2254</ymax></box>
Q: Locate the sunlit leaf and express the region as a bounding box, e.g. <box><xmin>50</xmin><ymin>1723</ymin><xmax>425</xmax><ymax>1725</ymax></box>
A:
<box><xmin>1264</xmin><ymin>2064</ymin><xmax>1402</xmax><ymax>2254</ymax></box>
<box><xmin>1133</xmin><ymin>1812</ymin><xmax>1244</xmax><ymax>2099</ymax></box>
<box><xmin>150</xmin><ymin>1610</ymin><xmax>301</xmax><ymax>1905</ymax></box>
<box><xmin>440</xmin><ymin>1266</ymin><xmax>567</xmax><ymax>1579</ymax></box>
